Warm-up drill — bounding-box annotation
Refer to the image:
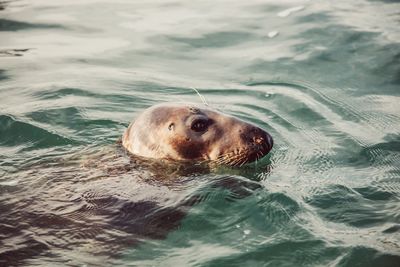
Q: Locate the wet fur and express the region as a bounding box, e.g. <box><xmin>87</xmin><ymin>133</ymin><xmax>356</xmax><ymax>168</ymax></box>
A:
<box><xmin>122</xmin><ymin>103</ymin><xmax>273</xmax><ymax>165</ymax></box>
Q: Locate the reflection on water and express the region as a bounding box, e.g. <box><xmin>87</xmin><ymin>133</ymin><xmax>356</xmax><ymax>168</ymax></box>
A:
<box><xmin>1</xmin><ymin>0</ymin><xmax>400</xmax><ymax>266</ymax></box>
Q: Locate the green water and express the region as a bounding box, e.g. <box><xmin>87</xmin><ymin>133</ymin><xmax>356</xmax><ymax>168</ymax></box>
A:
<box><xmin>1</xmin><ymin>0</ymin><xmax>399</xmax><ymax>266</ymax></box>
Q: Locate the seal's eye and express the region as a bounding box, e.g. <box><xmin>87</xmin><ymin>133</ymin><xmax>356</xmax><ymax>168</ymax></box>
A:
<box><xmin>191</xmin><ymin>119</ymin><xmax>209</xmax><ymax>132</ymax></box>
<box><xmin>168</xmin><ymin>123</ymin><xmax>175</xmax><ymax>131</ymax></box>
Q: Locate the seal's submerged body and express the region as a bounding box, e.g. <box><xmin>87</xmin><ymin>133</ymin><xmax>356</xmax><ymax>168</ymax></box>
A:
<box><xmin>122</xmin><ymin>103</ymin><xmax>273</xmax><ymax>166</ymax></box>
<box><xmin>2</xmin><ymin>104</ymin><xmax>272</xmax><ymax>265</ymax></box>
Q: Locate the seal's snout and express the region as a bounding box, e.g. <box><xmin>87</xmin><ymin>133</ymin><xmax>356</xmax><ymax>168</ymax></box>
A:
<box><xmin>242</xmin><ymin>126</ymin><xmax>273</xmax><ymax>154</ymax></box>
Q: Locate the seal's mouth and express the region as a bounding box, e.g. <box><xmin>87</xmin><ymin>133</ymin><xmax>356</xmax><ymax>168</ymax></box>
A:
<box><xmin>213</xmin><ymin>136</ymin><xmax>273</xmax><ymax>167</ymax></box>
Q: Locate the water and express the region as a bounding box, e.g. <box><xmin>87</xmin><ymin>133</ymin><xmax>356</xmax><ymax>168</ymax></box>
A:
<box><xmin>1</xmin><ymin>0</ymin><xmax>400</xmax><ymax>266</ymax></box>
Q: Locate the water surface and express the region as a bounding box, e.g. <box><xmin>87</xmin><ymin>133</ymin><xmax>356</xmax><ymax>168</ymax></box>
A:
<box><xmin>1</xmin><ymin>0</ymin><xmax>400</xmax><ymax>266</ymax></box>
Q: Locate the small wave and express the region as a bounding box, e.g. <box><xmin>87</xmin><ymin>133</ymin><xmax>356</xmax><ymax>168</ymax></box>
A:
<box><xmin>336</xmin><ymin>247</ymin><xmax>400</xmax><ymax>266</ymax></box>
<box><xmin>34</xmin><ymin>87</ymin><xmax>100</xmax><ymax>100</ymax></box>
<box><xmin>0</xmin><ymin>18</ymin><xmax>65</xmax><ymax>32</ymax></box>
<box><xmin>166</xmin><ymin>31</ymin><xmax>255</xmax><ymax>48</ymax></box>
<box><xmin>0</xmin><ymin>48</ymin><xmax>31</xmax><ymax>57</ymax></box>
<box><xmin>304</xmin><ymin>184</ymin><xmax>398</xmax><ymax>228</ymax></box>
<box><xmin>277</xmin><ymin>6</ymin><xmax>305</xmax><ymax>18</ymax></box>
<box><xmin>0</xmin><ymin>114</ymin><xmax>77</xmax><ymax>149</ymax></box>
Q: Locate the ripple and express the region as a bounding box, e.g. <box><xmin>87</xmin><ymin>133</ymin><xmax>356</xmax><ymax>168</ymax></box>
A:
<box><xmin>304</xmin><ymin>184</ymin><xmax>399</xmax><ymax>228</ymax></box>
<box><xmin>26</xmin><ymin>107</ymin><xmax>121</xmax><ymax>134</ymax></box>
<box><xmin>166</xmin><ymin>31</ymin><xmax>255</xmax><ymax>48</ymax></box>
<box><xmin>0</xmin><ymin>48</ymin><xmax>30</xmax><ymax>57</ymax></box>
<box><xmin>337</xmin><ymin>247</ymin><xmax>400</xmax><ymax>267</ymax></box>
<box><xmin>0</xmin><ymin>114</ymin><xmax>77</xmax><ymax>149</ymax></box>
<box><xmin>34</xmin><ymin>87</ymin><xmax>100</xmax><ymax>100</ymax></box>
<box><xmin>203</xmin><ymin>240</ymin><xmax>341</xmax><ymax>266</ymax></box>
<box><xmin>0</xmin><ymin>18</ymin><xmax>64</xmax><ymax>31</ymax></box>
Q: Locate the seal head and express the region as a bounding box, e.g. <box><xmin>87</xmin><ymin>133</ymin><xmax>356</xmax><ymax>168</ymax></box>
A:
<box><xmin>122</xmin><ymin>103</ymin><xmax>273</xmax><ymax>166</ymax></box>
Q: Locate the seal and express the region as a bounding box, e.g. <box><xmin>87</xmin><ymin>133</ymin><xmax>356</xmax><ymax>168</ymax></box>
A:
<box><xmin>122</xmin><ymin>103</ymin><xmax>273</xmax><ymax>166</ymax></box>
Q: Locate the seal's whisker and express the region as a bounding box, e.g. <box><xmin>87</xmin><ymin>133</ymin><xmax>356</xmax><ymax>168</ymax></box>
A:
<box><xmin>232</xmin><ymin>157</ymin><xmax>241</xmax><ymax>167</ymax></box>
<box><xmin>215</xmin><ymin>151</ymin><xmax>240</xmax><ymax>165</ymax></box>
<box><xmin>214</xmin><ymin>154</ymin><xmax>230</xmax><ymax>163</ymax></box>
<box><xmin>213</xmin><ymin>145</ymin><xmax>271</xmax><ymax>166</ymax></box>
<box><xmin>231</xmin><ymin>158</ymin><xmax>239</xmax><ymax>167</ymax></box>
<box><xmin>223</xmin><ymin>156</ymin><xmax>239</xmax><ymax>166</ymax></box>
<box><xmin>214</xmin><ymin>157</ymin><xmax>231</xmax><ymax>165</ymax></box>
<box><xmin>239</xmin><ymin>159</ymin><xmax>247</xmax><ymax>167</ymax></box>
<box><xmin>236</xmin><ymin>150</ymin><xmax>250</xmax><ymax>166</ymax></box>
<box><xmin>232</xmin><ymin>155</ymin><xmax>245</xmax><ymax>167</ymax></box>
<box><xmin>216</xmin><ymin>154</ymin><xmax>235</xmax><ymax>165</ymax></box>
<box><xmin>190</xmin><ymin>87</ymin><xmax>209</xmax><ymax>106</ymax></box>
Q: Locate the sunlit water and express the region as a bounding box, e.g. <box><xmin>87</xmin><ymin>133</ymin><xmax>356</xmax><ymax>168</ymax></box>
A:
<box><xmin>1</xmin><ymin>0</ymin><xmax>400</xmax><ymax>266</ymax></box>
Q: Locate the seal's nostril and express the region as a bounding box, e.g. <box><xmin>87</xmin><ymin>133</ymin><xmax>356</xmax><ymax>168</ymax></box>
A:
<box><xmin>244</xmin><ymin>127</ymin><xmax>267</xmax><ymax>146</ymax></box>
<box><xmin>255</xmin><ymin>137</ymin><xmax>264</xmax><ymax>145</ymax></box>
